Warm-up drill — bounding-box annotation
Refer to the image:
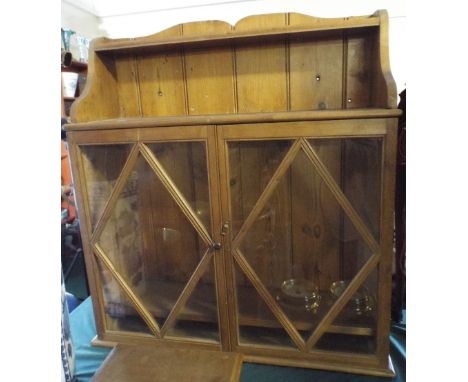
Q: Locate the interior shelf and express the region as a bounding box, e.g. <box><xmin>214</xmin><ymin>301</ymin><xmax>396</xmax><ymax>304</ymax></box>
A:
<box><xmin>106</xmin><ymin>280</ymin><xmax>375</xmax><ymax>337</ymax></box>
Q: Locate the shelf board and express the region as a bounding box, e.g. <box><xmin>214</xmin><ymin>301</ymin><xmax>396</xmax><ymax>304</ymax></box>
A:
<box><xmin>106</xmin><ymin>280</ymin><xmax>375</xmax><ymax>337</ymax></box>
<box><xmin>61</xmin><ymin>60</ymin><xmax>88</xmax><ymax>72</ymax></box>
<box><xmin>66</xmin><ymin>108</ymin><xmax>402</xmax><ymax>131</ymax></box>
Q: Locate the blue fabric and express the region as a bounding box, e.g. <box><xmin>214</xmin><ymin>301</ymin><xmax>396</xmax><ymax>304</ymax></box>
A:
<box><xmin>69</xmin><ymin>298</ymin><xmax>111</xmax><ymax>382</ymax></box>
<box><xmin>70</xmin><ymin>297</ymin><xmax>405</xmax><ymax>382</ymax></box>
<box><xmin>62</xmin><ymin>272</ymin><xmax>76</xmax><ymax>382</ymax></box>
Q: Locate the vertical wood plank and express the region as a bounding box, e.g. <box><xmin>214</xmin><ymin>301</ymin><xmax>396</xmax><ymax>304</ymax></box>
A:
<box><xmin>345</xmin><ymin>31</ymin><xmax>374</xmax><ymax>108</ymax></box>
<box><xmin>182</xmin><ymin>21</ymin><xmax>236</xmax><ymax>115</ymax></box>
<box><xmin>136</xmin><ymin>25</ymin><xmax>186</xmax><ymax>117</ymax></box>
<box><xmin>113</xmin><ymin>53</ymin><xmax>141</xmax><ymax>117</ymax></box>
<box><xmin>235</xmin><ymin>14</ymin><xmax>288</xmax><ymax>112</ymax></box>
<box><xmin>289</xmin><ymin>13</ymin><xmax>343</xmax><ymax>111</ymax></box>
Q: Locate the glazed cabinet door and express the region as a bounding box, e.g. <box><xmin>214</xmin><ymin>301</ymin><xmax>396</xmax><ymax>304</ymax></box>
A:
<box><xmin>67</xmin><ymin>126</ymin><xmax>229</xmax><ymax>349</ymax></box>
<box><xmin>217</xmin><ymin>119</ymin><xmax>396</xmax><ymax>368</ymax></box>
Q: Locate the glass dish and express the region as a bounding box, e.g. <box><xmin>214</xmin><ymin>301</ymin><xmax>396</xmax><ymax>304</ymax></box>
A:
<box><xmin>279</xmin><ymin>279</ymin><xmax>321</xmax><ymax>312</ymax></box>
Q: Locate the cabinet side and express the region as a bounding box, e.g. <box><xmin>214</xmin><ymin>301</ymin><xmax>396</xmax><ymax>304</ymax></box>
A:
<box><xmin>70</xmin><ymin>38</ymin><xmax>121</xmax><ymax>122</ymax></box>
<box><xmin>370</xmin><ymin>10</ymin><xmax>398</xmax><ymax>108</ymax></box>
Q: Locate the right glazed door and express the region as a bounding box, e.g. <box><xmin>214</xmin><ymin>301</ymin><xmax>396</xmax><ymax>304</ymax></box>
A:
<box><xmin>218</xmin><ymin>120</ymin><xmax>390</xmax><ymax>363</ymax></box>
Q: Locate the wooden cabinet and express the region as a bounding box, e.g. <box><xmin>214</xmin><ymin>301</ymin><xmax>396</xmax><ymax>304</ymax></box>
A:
<box><xmin>65</xmin><ymin>10</ymin><xmax>401</xmax><ymax>377</ymax></box>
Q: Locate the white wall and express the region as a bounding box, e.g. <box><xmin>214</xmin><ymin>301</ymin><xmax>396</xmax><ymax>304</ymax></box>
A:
<box><xmin>61</xmin><ymin>0</ymin><xmax>103</xmax><ymax>39</ymax></box>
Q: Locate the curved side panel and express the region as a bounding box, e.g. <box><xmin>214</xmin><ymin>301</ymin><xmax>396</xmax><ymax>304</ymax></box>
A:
<box><xmin>372</xmin><ymin>10</ymin><xmax>398</xmax><ymax>108</ymax></box>
<box><xmin>70</xmin><ymin>38</ymin><xmax>120</xmax><ymax>122</ymax></box>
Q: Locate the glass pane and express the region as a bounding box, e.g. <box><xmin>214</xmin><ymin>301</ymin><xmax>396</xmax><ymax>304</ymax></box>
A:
<box><xmin>95</xmin><ymin>256</ymin><xmax>153</xmax><ymax>335</ymax></box>
<box><xmin>314</xmin><ymin>267</ymin><xmax>379</xmax><ymax>354</ymax></box>
<box><xmin>308</xmin><ymin>138</ymin><xmax>382</xmax><ymax>239</ymax></box>
<box><xmin>146</xmin><ymin>142</ymin><xmax>211</xmax><ymax>233</ymax></box>
<box><xmin>228</xmin><ymin>140</ymin><xmax>293</xmax><ymax>237</ymax></box>
<box><xmin>166</xmin><ymin>260</ymin><xmax>219</xmax><ymax>342</ymax></box>
<box><xmin>80</xmin><ymin>144</ymin><xmax>133</xmax><ymax>231</ymax></box>
<box><xmin>235</xmin><ymin>261</ymin><xmax>295</xmax><ymax>349</ymax></box>
<box><xmin>98</xmin><ymin>155</ymin><xmax>211</xmax><ymax>332</ymax></box>
<box><xmin>231</xmin><ymin>143</ymin><xmax>376</xmax><ymax>346</ymax></box>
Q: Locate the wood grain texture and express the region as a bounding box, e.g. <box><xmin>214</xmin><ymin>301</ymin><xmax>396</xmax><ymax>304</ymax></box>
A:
<box><xmin>70</xmin><ymin>43</ymin><xmax>120</xmax><ymax>122</ymax></box>
<box><xmin>371</xmin><ymin>10</ymin><xmax>398</xmax><ymax>108</ymax></box>
<box><xmin>136</xmin><ymin>25</ymin><xmax>187</xmax><ymax>117</ymax></box>
<box><xmin>183</xmin><ymin>21</ymin><xmax>236</xmax><ymax>115</ymax></box>
<box><xmin>113</xmin><ymin>54</ymin><xmax>141</xmax><ymax>117</ymax></box>
<box><xmin>345</xmin><ymin>30</ymin><xmax>374</xmax><ymax>108</ymax></box>
<box><xmin>65</xmin><ymin>109</ymin><xmax>401</xmax><ymax>132</ymax></box>
<box><xmin>72</xmin><ymin>12</ymin><xmax>396</xmax><ymax>123</ymax></box>
<box><xmin>289</xmin><ymin>13</ymin><xmax>343</xmax><ymax>111</ymax></box>
<box><xmin>92</xmin><ymin>15</ymin><xmax>380</xmax><ymax>53</ymax></box>
<box><xmin>91</xmin><ymin>344</ymin><xmax>243</xmax><ymax>382</ymax></box>
<box><xmin>235</xmin><ymin>14</ymin><xmax>288</xmax><ymax>113</ymax></box>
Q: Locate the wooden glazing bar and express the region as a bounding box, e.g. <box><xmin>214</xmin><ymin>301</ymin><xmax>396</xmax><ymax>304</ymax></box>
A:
<box><xmin>234</xmin><ymin>249</ymin><xmax>306</xmax><ymax>352</ymax></box>
<box><xmin>305</xmin><ymin>253</ymin><xmax>380</xmax><ymax>350</ymax></box>
<box><xmin>90</xmin><ymin>143</ymin><xmax>140</xmax><ymax>242</ymax></box>
<box><xmin>93</xmin><ymin>243</ymin><xmax>161</xmax><ymax>337</ymax></box>
<box><xmin>160</xmin><ymin>248</ymin><xmax>214</xmax><ymax>336</ymax></box>
<box><xmin>139</xmin><ymin>143</ymin><xmax>214</xmax><ymax>246</ymax></box>
<box><xmin>232</xmin><ymin>139</ymin><xmax>301</xmax><ymax>249</ymax></box>
<box><xmin>300</xmin><ymin>138</ymin><xmax>380</xmax><ymax>254</ymax></box>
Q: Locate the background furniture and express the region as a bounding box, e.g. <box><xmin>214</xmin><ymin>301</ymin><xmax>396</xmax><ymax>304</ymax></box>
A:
<box><xmin>66</xmin><ymin>10</ymin><xmax>401</xmax><ymax>377</ymax></box>
<box><xmin>62</xmin><ymin>60</ymin><xmax>87</xmax><ymax>117</ymax></box>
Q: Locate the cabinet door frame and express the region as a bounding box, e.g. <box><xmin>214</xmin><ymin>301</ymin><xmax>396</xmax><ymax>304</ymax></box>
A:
<box><xmin>216</xmin><ymin>118</ymin><xmax>397</xmax><ymax>370</ymax></box>
<box><xmin>67</xmin><ymin>125</ymin><xmax>230</xmax><ymax>351</ymax></box>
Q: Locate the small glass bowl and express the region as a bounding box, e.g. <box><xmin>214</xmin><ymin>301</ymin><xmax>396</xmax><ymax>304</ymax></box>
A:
<box><xmin>280</xmin><ymin>279</ymin><xmax>321</xmax><ymax>312</ymax></box>
<box><xmin>330</xmin><ymin>280</ymin><xmax>374</xmax><ymax>315</ymax></box>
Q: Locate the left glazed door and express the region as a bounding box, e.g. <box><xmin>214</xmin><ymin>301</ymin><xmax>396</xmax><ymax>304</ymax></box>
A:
<box><xmin>68</xmin><ymin>126</ymin><xmax>226</xmax><ymax>348</ymax></box>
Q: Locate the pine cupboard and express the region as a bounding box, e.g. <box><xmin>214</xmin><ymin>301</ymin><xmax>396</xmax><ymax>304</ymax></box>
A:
<box><xmin>66</xmin><ymin>10</ymin><xmax>401</xmax><ymax>377</ymax></box>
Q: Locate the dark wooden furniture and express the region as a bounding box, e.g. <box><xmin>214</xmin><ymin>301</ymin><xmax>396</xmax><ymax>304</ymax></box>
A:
<box><xmin>66</xmin><ymin>10</ymin><xmax>400</xmax><ymax>377</ymax></box>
